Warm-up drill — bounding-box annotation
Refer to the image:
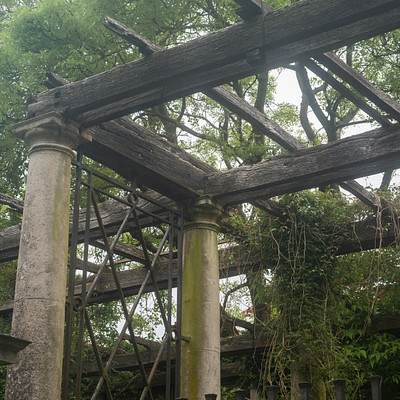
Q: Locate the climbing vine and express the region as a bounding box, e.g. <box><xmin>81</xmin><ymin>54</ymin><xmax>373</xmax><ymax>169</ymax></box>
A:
<box><xmin>227</xmin><ymin>189</ymin><xmax>400</xmax><ymax>399</ymax></box>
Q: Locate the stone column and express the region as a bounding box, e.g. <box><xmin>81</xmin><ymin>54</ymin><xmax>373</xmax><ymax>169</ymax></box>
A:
<box><xmin>180</xmin><ymin>196</ymin><xmax>223</xmax><ymax>400</ymax></box>
<box><xmin>5</xmin><ymin>113</ymin><xmax>84</xmax><ymax>400</ymax></box>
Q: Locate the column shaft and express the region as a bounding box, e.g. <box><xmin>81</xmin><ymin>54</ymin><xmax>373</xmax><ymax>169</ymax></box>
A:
<box><xmin>6</xmin><ymin>114</ymin><xmax>81</xmax><ymax>400</ymax></box>
<box><xmin>180</xmin><ymin>197</ymin><xmax>223</xmax><ymax>400</ymax></box>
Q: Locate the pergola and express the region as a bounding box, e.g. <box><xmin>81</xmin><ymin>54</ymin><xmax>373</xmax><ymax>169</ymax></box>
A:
<box><xmin>2</xmin><ymin>0</ymin><xmax>400</xmax><ymax>399</ymax></box>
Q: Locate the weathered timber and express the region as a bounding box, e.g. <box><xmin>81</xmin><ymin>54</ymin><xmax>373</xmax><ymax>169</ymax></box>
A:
<box><xmin>0</xmin><ymin>224</ymin><xmax>21</xmax><ymax>262</ymax></box>
<box><xmin>0</xmin><ymin>195</ymin><xmax>173</xmax><ymax>263</ymax></box>
<box><xmin>0</xmin><ymin>245</ymin><xmax>258</xmax><ymax>314</ymax></box>
<box><xmin>337</xmin><ymin>214</ymin><xmax>400</xmax><ymax>255</ymax></box>
<box><xmin>302</xmin><ymin>59</ymin><xmax>392</xmax><ymax>127</ymax></box>
<box><xmin>315</xmin><ymin>52</ymin><xmax>400</xmax><ymax>122</ymax></box>
<box><xmin>205</xmin><ymin>124</ymin><xmax>400</xmax><ymax>205</ymax></box>
<box><xmin>28</xmin><ymin>0</ymin><xmax>400</xmax><ymax>125</ymax></box>
<box><xmin>204</xmin><ymin>85</ymin><xmax>382</xmax><ymax>210</ymax></box>
<box><xmin>104</xmin><ymin>17</ymin><xmax>160</xmax><ymax>56</ymax></box>
<box><xmin>0</xmin><ymin>193</ymin><xmax>24</xmax><ymax>213</ymax></box>
<box><xmin>80</xmin><ymin>332</ymin><xmax>271</xmax><ymax>375</ymax></box>
<box><xmin>92</xmin><ymin>239</ymin><xmax>150</xmax><ymax>265</ymax></box>
<box><xmin>44</xmin><ymin>74</ymin><xmax>211</xmax><ymax>199</ymax></box>
<box><xmin>234</xmin><ymin>0</ymin><xmax>274</xmax><ymax>19</ymax></box>
<box><xmin>43</xmin><ymin>72</ymin><xmax>68</xmax><ymax>89</ymax></box>
<box><xmin>339</xmin><ymin>180</ymin><xmax>382</xmax><ymax>209</ymax></box>
<box><xmin>2</xmin><ymin>210</ymin><xmax>400</xmax><ymax>315</ymax></box>
<box><xmin>75</xmin><ymin>7</ymin><xmax>400</xmax><ymax>127</ymax></box>
<box><xmin>83</xmin><ymin>118</ymin><xmax>212</xmax><ymax>199</ymax></box>
<box><xmin>0</xmin><ymin>334</ymin><xmax>30</xmax><ymax>366</ymax></box>
<box><xmin>204</xmin><ymin>85</ymin><xmax>304</xmax><ymax>152</ymax></box>
<box><xmin>100</xmin><ymin>21</ymin><xmax>291</xmax><ymax>218</ymax></box>
<box><xmin>0</xmin><ymin>299</ymin><xmax>14</xmax><ymax>315</ymax></box>
<box><xmin>73</xmin><ymin>258</ymin><xmax>100</xmax><ymax>274</ymax></box>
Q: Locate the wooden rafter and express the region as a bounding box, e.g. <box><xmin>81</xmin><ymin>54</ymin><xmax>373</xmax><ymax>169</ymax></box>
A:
<box><xmin>206</xmin><ymin>124</ymin><xmax>400</xmax><ymax>205</ymax></box>
<box><xmin>315</xmin><ymin>52</ymin><xmax>400</xmax><ymax>122</ymax></box>
<box><xmin>301</xmin><ymin>59</ymin><xmax>392</xmax><ymax>127</ymax></box>
<box><xmin>27</xmin><ymin>0</ymin><xmax>400</xmax><ymax>126</ymax></box>
<box><xmin>103</xmin><ymin>19</ymin><xmax>384</xmax><ymax>210</ymax></box>
<box><xmin>44</xmin><ymin>73</ymin><xmax>212</xmax><ymax>199</ymax></box>
<box><xmin>0</xmin><ymin>194</ymin><xmax>173</xmax><ymax>263</ymax></box>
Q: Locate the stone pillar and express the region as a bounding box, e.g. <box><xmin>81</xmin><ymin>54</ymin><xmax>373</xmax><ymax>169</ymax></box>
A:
<box><xmin>180</xmin><ymin>196</ymin><xmax>223</xmax><ymax>400</ymax></box>
<box><xmin>5</xmin><ymin>113</ymin><xmax>84</xmax><ymax>400</ymax></box>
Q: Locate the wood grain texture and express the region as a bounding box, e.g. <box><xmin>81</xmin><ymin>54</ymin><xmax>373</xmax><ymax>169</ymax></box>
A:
<box><xmin>0</xmin><ymin>193</ymin><xmax>24</xmax><ymax>213</ymax></box>
<box><xmin>82</xmin><ymin>118</ymin><xmax>212</xmax><ymax>199</ymax></box>
<box><xmin>205</xmin><ymin>125</ymin><xmax>400</xmax><ymax>204</ymax></box>
<box><xmin>204</xmin><ymin>85</ymin><xmax>304</xmax><ymax>152</ymax></box>
<box><xmin>302</xmin><ymin>59</ymin><xmax>392</xmax><ymax>127</ymax></box>
<box><xmin>316</xmin><ymin>52</ymin><xmax>400</xmax><ymax>121</ymax></box>
<box><xmin>28</xmin><ymin>0</ymin><xmax>400</xmax><ymax>125</ymax></box>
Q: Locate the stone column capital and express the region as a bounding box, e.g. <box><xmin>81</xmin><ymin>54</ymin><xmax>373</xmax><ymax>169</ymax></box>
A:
<box><xmin>12</xmin><ymin>112</ymin><xmax>91</xmax><ymax>158</ymax></box>
<box><xmin>184</xmin><ymin>195</ymin><xmax>225</xmax><ymax>233</ymax></box>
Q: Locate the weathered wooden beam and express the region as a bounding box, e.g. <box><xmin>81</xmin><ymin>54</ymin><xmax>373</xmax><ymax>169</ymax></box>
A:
<box><xmin>205</xmin><ymin>124</ymin><xmax>400</xmax><ymax>204</ymax></box>
<box><xmin>43</xmin><ymin>72</ymin><xmax>68</xmax><ymax>89</ymax></box>
<box><xmin>80</xmin><ymin>332</ymin><xmax>271</xmax><ymax>375</ymax></box>
<box><xmin>233</xmin><ymin>0</ymin><xmax>274</xmax><ymax>19</ymax></box>
<box><xmin>0</xmin><ymin>193</ymin><xmax>24</xmax><ymax>213</ymax></box>
<box><xmin>0</xmin><ymin>245</ymin><xmax>258</xmax><ymax>314</ymax></box>
<box><xmin>337</xmin><ymin>213</ymin><xmax>400</xmax><ymax>255</ymax></box>
<box><xmin>28</xmin><ymin>0</ymin><xmax>400</xmax><ymax>126</ymax></box>
<box><xmin>83</xmin><ymin>118</ymin><xmax>212</xmax><ymax>199</ymax></box>
<box><xmin>339</xmin><ymin>180</ymin><xmax>382</xmax><ymax>209</ymax></box>
<box><xmin>204</xmin><ymin>85</ymin><xmax>304</xmax><ymax>152</ymax></box>
<box><xmin>0</xmin><ymin>194</ymin><xmax>173</xmax><ymax>263</ymax></box>
<box><xmin>204</xmin><ymin>84</ymin><xmax>385</xmax><ymax>210</ymax></box>
<box><xmin>81</xmin><ymin>21</ymin><xmax>387</xmax><ymax>212</ymax></box>
<box><xmin>2</xmin><ymin>205</ymin><xmax>399</xmax><ymax>315</ymax></box>
<box><xmin>315</xmin><ymin>52</ymin><xmax>400</xmax><ymax>122</ymax></box>
<box><xmin>43</xmin><ymin>74</ymin><xmax>211</xmax><ymax>200</ymax></box>
<box><xmin>104</xmin><ymin>17</ymin><xmax>160</xmax><ymax>56</ymax></box>
<box><xmin>302</xmin><ymin>59</ymin><xmax>392</xmax><ymax>127</ymax></box>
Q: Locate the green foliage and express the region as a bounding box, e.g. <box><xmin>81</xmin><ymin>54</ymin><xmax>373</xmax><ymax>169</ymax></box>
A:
<box><xmin>229</xmin><ymin>190</ymin><xmax>400</xmax><ymax>397</ymax></box>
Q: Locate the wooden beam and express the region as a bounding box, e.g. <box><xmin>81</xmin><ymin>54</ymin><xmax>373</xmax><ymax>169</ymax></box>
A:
<box><xmin>104</xmin><ymin>17</ymin><xmax>160</xmax><ymax>56</ymax></box>
<box><xmin>0</xmin><ymin>245</ymin><xmax>258</xmax><ymax>314</ymax></box>
<box><xmin>204</xmin><ymin>85</ymin><xmax>304</xmax><ymax>152</ymax></box>
<box><xmin>339</xmin><ymin>180</ymin><xmax>383</xmax><ymax>209</ymax></box>
<box><xmin>0</xmin><ymin>194</ymin><xmax>174</xmax><ymax>263</ymax></box>
<box><xmin>80</xmin><ymin>332</ymin><xmax>271</xmax><ymax>375</ymax></box>
<box><xmin>83</xmin><ymin>118</ymin><xmax>212</xmax><ymax>199</ymax></box>
<box><xmin>315</xmin><ymin>52</ymin><xmax>400</xmax><ymax>122</ymax></box>
<box><xmin>0</xmin><ymin>193</ymin><xmax>24</xmax><ymax>213</ymax></box>
<box><xmin>28</xmin><ymin>0</ymin><xmax>400</xmax><ymax>126</ymax></box>
<box><xmin>233</xmin><ymin>0</ymin><xmax>274</xmax><ymax>19</ymax></box>
<box><xmin>43</xmin><ymin>74</ymin><xmax>211</xmax><ymax>200</ymax></box>
<box><xmin>205</xmin><ymin>124</ymin><xmax>400</xmax><ymax>204</ymax></box>
<box><xmin>204</xmin><ymin>84</ymin><xmax>384</xmax><ymax>210</ymax></box>
<box><xmin>2</xmin><ymin>205</ymin><xmax>399</xmax><ymax>315</ymax></box>
<box><xmin>104</xmin><ymin>20</ymin><xmax>386</xmax><ymax>210</ymax></box>
<box><xmin>302</xmin><ymin>59</ymin><xmax>392</xmax><ymax>127</ymax></box>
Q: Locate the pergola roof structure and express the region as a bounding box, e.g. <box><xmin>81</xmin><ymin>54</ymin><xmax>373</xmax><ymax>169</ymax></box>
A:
<box><xmin>2</xmin><ymin>0</ymin><xmax>400</xmax><ymax>318</ymax></box>
<box><xmin>24</xmin><ymin>0</ymin><xmax>400</xmax><ymax>208</ymax></box>
<box><xmin>3</xmin><ymin>0</ymin><xmax>400</xmax><ymax>396</ymax></box>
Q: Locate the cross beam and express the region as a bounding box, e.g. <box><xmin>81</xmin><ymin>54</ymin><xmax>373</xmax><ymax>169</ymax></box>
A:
<box><xmin>206</xmin><ymin>124</ymin><xmax>400</xmax><ymax>204</ymax></box>
<box><xmin>28</xmin><ymin>0</ymin><xmax>400</xmax><ymax>126</ymax></box>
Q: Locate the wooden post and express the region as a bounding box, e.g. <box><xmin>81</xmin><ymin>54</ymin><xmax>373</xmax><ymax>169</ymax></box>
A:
<box><xmin>5</xmin><ymin>113</ymin><xmax>87</xmax><ymax>400</ymax></box>
<box><xmin>180</xmin><ymin>196</ymin><xmax>223</xmax><ymax>400</ymax></box>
